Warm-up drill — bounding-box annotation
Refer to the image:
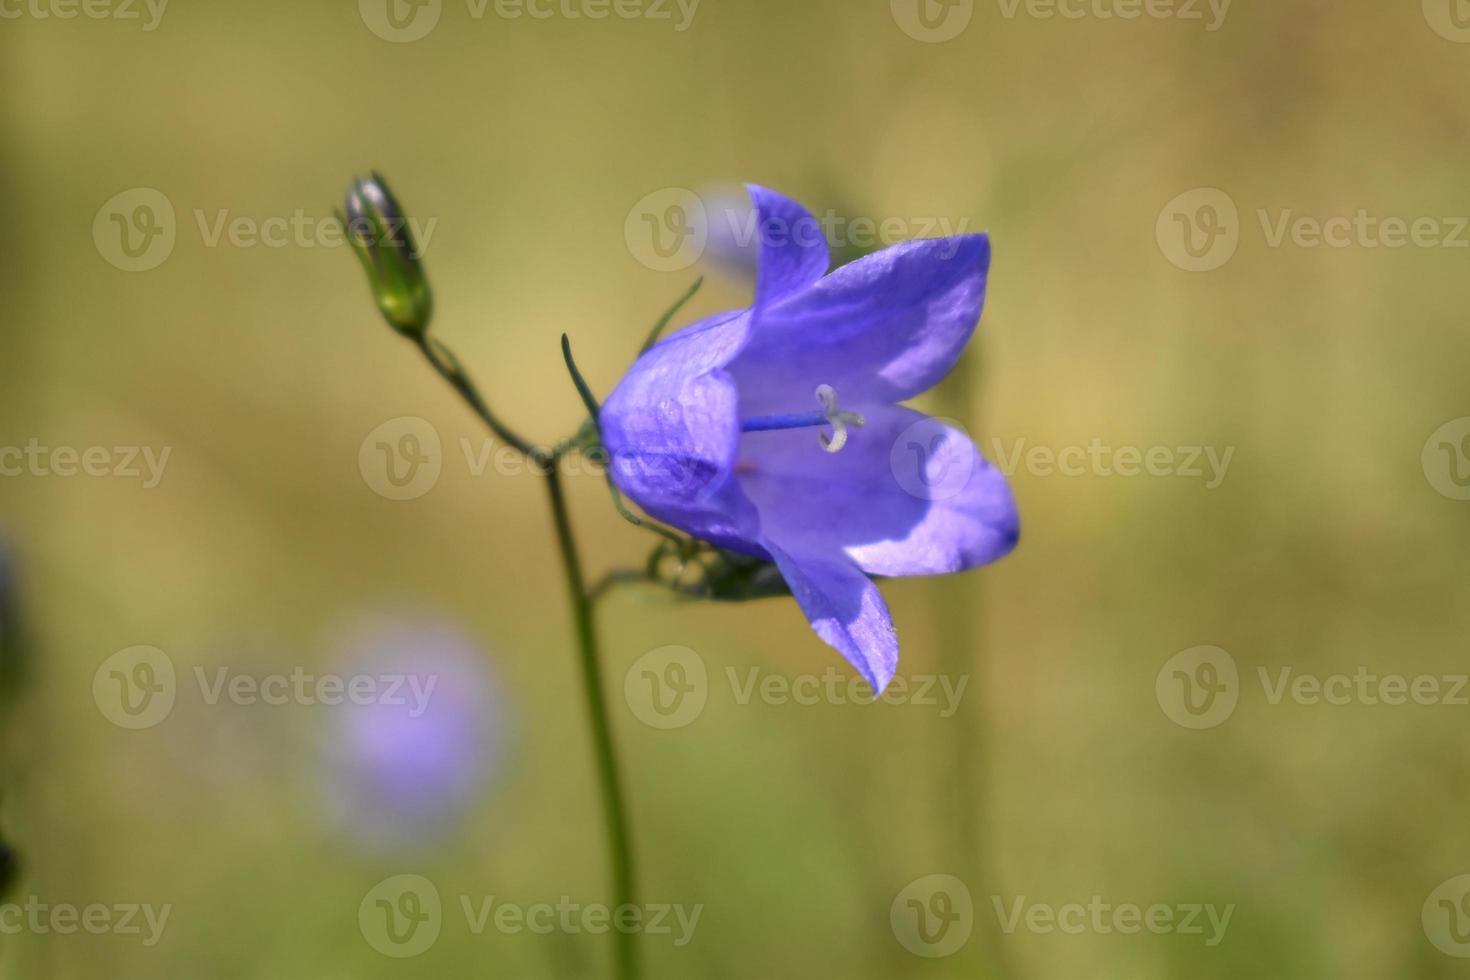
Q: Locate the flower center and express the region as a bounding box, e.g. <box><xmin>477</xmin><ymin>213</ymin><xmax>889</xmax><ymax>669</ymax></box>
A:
<box><xmin>740</xmin><ymin>385</ymin><xmax>866</xmax><ymax>453</ymax></box>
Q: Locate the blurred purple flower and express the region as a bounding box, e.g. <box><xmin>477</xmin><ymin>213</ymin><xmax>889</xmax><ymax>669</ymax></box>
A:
<box><xmin>319</xmin><ymin>615</ymin><xmax>504</xmax><ymax>851</ymax></box>
<box><xmin>601</xmin><ymin>185</ymin><xmax>1019</xmax><ymax>694</ymax></box>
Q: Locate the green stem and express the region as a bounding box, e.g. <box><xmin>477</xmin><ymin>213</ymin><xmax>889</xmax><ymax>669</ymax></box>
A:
<box><xmin>542</xmin><ymin>461</ymin><xmax>639</xmax><ymax>980</ymax></box>
<box><xmin>411</xmin><ymin>336</ymin><xmax>638</xmax><ymax>980</ymax></box>
<box><xmin>414</xmin><ymin>334</ymin><xmax>538</xmax><ymax>456</ymax></box>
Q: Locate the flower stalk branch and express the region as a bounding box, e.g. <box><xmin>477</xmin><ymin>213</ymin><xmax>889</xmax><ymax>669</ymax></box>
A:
<box><xmin>342</xmin><ymin>172</ymin><xmax>641</xmax><ymax>980</ymax></box>
<box><xmin>408</xmin><ymin>334</ymin><xmax>640</xmax><ymax>980</ymax></box>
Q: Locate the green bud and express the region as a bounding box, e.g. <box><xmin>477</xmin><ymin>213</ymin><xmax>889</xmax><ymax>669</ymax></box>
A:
<box><xmin>341</xmin><ymin>173</ymin><xmax>433</xmax><ymax>337</ymax></box>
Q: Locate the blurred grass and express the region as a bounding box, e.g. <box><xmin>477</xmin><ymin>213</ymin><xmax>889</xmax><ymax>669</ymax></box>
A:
<box><xmin>3</xmin><ymin>0</ymin><xmax>1470</xmax><ymax>977</ymax></box>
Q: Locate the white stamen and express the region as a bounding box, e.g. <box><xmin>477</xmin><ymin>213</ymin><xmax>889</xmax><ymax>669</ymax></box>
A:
<box><xmin>815</xmin><ymin>384</ymin><xmax>865</xmax><ymax>454</ymax></box>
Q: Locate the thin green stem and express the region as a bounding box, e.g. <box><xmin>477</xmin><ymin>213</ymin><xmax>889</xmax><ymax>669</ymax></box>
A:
<box><xmin>560</xmin><ymin>334</ymin><xmax>602</xmax><ymax>421</ymax></box>
<box><xmin>544</xmin><ymin>462</ymin><xmax>639</xmax><ymax>980</ymax></box>
<box><xmin>640</xmin><ymin>277</ymin><xmax>703</xmax><ymax>354</ymax></box>
<box><xmin>414</xmin><ymin>335</ymin><xmax>538</xmax><ymax>456</ymax></box>
<box><xmin>409</xmin><ymin>336</ymin><xmax>639</xmax><ymax>980</ymax></box>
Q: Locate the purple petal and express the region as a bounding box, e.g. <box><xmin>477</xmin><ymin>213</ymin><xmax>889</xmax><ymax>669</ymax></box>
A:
<box><xmin>746</xmin><ymin>184</ymin><xmax>831</xmax><ymax>310</ymax></box>
<box><xmin>761</xmin><ymin>537</ymin><xmax>898</xmax><ymax>693</ymax></box>
<box><xmin>600</xmin><ymin>309</ymin><xmax>764</xmax><ymax>553</ymax></box>
<box><xmin>738</xmin><ymin>405</ymin><xmax>1018</xmax><ymax>577</ymax></box>
<box><xmin>730</xmin><ymin>234</ymin><xmax>990</xmax><ymax>414</ymax></box>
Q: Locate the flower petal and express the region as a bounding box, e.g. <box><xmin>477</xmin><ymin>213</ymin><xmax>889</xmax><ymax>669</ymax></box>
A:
<box><xmin>737</xmin><ymin>405</ymin><xmax>1019</xmax><ymax>577</ymax></box>
<box><xmin>745</xmin><ymin>184</ymin><xmax>831</xmax><ymax>310</ymax></box>
<box><xmin>730</xmin><ymin>234</ymin><xmax>990</xmax><ymax>414</ymax></box>
<box><xmin>761</xmin><ymin>536</ymin><xmax>898</xmax><ymax>694</ymax></box>
<box><xmin>600</xmin><ymin>309</ymin><xmax>763</xmax><ymax>553</ymax></box>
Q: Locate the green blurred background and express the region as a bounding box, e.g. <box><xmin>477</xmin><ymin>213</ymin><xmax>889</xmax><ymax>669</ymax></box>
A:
<box><xmin>4</xmin><ymin>0</ymin><xmax>1470</xmax><ymax>976</ymax></box>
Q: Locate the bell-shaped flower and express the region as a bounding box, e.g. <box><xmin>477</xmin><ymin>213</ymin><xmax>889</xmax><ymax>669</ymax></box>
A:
<box><xmin>601</xmin><ymin>186</ymin><xmax>1019</xmax><ymax>694</ymax></box>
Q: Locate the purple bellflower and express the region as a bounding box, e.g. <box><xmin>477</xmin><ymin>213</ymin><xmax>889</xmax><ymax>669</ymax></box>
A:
<box><xmin>601</xmin><ymin>186</ymin><xmax>1019</xmax><ymax>694</ymax></box>
<box><xmin>318</xmin><ymin>616</ymin><xmax>503</xmax><ymax>852</ymax></box>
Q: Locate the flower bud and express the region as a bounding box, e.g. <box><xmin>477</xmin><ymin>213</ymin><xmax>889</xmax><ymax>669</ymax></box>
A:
<box><xmin>341</xmin><ymin>173</ymin><xmax>433</xmax><ymax>337</ymax></box>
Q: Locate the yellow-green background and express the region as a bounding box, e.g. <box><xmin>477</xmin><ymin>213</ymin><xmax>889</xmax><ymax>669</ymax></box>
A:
<box><xmin>3</xmin><ymin>0</ymin><xmax>1469</xmax><ymax>976</ymax></box>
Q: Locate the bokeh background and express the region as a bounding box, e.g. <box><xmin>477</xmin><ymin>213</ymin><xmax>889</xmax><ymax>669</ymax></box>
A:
<box><xmin>4</xmin><ymin>0</ymin><xmax>1470</xmax><ymax>976</ymax></box>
